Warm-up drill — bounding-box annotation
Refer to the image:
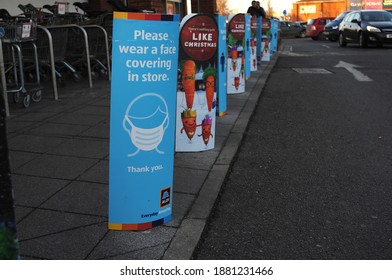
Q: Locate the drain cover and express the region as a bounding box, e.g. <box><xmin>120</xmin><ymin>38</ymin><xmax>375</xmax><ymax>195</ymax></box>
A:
<box><xmin>292</xmin><ymin>68</ymin><xmax>332</xmax><ymax>74</ymax></box>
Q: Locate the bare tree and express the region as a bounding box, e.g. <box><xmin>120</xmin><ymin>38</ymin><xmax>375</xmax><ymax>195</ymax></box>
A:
<box><xmin>216</xmin><ymin>0</ymin><xmax>230</xmax><ymax>13</ymax></box>
<box><xmin>266</xmin><ymin>0</ymin><xmax>274</xmax><ymax>18</ymax></box>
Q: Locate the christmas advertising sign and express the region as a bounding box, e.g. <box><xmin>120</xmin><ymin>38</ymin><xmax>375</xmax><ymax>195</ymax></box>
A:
<box><xmin>261</xmin><ymin>18</ymin><xmax>271</xmax><ymax>62</ymax></box>
<box><xmin>250</xmin><ymin>15</ymin><xmax>258</xmax><ymax>71</ymax></box>
<box><xmin>227</xmin><ymin>14</ymin><xmax>246</xmax><ymax>94</ymax></box>
<box><xmin>176</xmin><ymin>14</ymin><xmax>219</xmax><ymax>152</ymax></box>
<box><xmin>108</xmin><ymin>13</ymin><xmax>179</xmax><ymax>231</ymax></box>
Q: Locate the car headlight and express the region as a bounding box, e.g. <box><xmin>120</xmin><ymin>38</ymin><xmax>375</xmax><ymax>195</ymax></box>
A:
<box><xmin>332</xmin><ymin>26</ymin><xmax>338</xmax><ymax>30</ymax></box>
<box><xmin>367</xmin><ymin>26</ymin><xmax>381</xmax><ymax>32</ymax></box>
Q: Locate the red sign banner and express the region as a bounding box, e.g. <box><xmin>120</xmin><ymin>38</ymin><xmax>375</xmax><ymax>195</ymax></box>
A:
<box><xmin>180</xmin><ymin>15</ymin><xmax>218</xmax><ymax>61</ymax></box>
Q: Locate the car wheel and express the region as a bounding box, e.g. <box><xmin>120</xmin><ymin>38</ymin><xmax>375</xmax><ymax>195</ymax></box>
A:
<box><xmin>311</xmin><ymin>36</ymin><xmax>318</xmax><ymax>40</ymax></box>
<box><xmin>338</xmin><ymin>33</ymin><xmax>347</xmax><ymax>47</ymax></box>
<box><xmin>359</xmin><ymin>32</ymin><xmax>367</xmax><ymax>48</ymax></box>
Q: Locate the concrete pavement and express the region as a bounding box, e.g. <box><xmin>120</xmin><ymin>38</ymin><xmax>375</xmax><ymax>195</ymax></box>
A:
<box><xmin>6</xmin><ymin>53</ymin><xmax>278</xmax><ymax>260</ymax></box>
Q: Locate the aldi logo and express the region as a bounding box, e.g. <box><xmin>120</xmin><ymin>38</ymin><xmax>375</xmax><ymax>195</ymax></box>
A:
<box><xmin>160</xmin><ymin>187</ymin><xmax>171</xmax><ymax>208</ymax></box>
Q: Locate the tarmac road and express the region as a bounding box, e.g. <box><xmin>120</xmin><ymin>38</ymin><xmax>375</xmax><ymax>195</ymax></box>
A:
<box><xmin>193</xmin><ymin>39</ymin><xmax>392</xmax><ymax>259</ymax></box>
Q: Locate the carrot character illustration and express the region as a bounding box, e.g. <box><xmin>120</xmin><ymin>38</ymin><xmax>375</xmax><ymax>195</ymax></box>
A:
<box><xmin>198</xmin><ymin>115</ymin><xmax>213</xmax><ymax>146</ymax></box>
<box><xmin>263</xmin><ymin>38</ymin><xmax>270</xmax><ymax>58</ymax></box>
<box><xmin>251</xmin><ymin>39</ymin><xmax>255</xmax><ymax>55</ymax></box>
<box><xmin>202</xmin><ymin>67</ymin><xmax>217</xmax><ymax>112</ymax></box>
<box><xmin>233</xmin><ymin>76</ymin><xmax>240</xmax><ymax>90</ymax></box>
<box><xmin>180</xmin><ymin>109</ymin><xmax>200</xmax><ymax>141</ymax></box>
<box><xmin>230</xmin><ymin>48</ymin><xmax>238</xmax><ymax>71</ymax></box>
<box><xmin>241</xmin><ymin>55</ymin><xmax>245</xmax><ymax>78</ymax></box>
<box><xmin>181</xmin><ymin>60</ymin><xmax>196</xmax><ymax>109</ymax></box>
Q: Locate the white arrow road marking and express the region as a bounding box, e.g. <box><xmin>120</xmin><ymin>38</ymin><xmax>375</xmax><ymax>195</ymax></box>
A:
<box><xmin>334</xmin><ymin>61</ymin><xmax>373</xmax><ymax>82</ymax></box>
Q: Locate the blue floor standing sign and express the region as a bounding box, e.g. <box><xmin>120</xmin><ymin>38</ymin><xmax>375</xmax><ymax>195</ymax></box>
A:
<box><xmin>245</xmin><ymin>14</ymin><xmax>251</xmax><ymax>80</ymax></box>
<box><xmin>108</xmin><ymin>12</ymin><xmax>179</xmax><ymax>230</ymax></box>
<box><xmin>216</xmin><ymin>14</ymin><xmax>227</xmax><ymax>116</ymax></box>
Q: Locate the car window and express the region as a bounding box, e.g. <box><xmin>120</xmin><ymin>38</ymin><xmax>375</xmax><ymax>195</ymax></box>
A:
<box><xmin>307</xmin><ymin>19</ymin><xmax>316</xmax><ymax>25</ymax></box>
<box><xmin>352</xmin><ymin>13</ymin><xmax>360</xmax><ymax>22</ymax></box>
<box><xmin>362</xmin><ymin>12</ymin><xmax>371</xmax><ymax>21</ymax></box>
<box><xmin>379</xmin><ymin>12</ymin><xmax>392</xmax><ymax>21</ymax></box>
<box><xmin>319</xmin><ymin>19</ymin><xmax>326</xmax><ymax>25</ymax></box>
<box><xmin>334</xmin><ymin>11</ymin><xmax>349</xmax><ymax>21</ymax></box>
<box><xmin>362</xmin><ymin>11</ymin><xmax>392</xmax><ymax>21</ymax></box>
<box><xmin>344</xmin><ymin>13</ymin><xmax>354</xmax><ymax>23</ymax></box>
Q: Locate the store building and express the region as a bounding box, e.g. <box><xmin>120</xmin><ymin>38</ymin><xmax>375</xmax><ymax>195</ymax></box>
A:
<box><xmin>291</xmin><ymin>0</ymin><xmax>392</xmax><ymax>22</ymax></box>
<box><xmin>2</xmin><ymin>0</ymin><xmax>216</xmax><ymax>18</ymax></box>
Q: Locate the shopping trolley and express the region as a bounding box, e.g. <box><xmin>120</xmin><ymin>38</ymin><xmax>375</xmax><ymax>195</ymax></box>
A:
<box><xmin>77</xmin><ymin>24</ymin><xmax>111</xmax><ymax>80</ymax></box>
<box><xmin>43</xmin><ymin>2</ymin><xmax>85</xmax><ymax>25</ymax></box>
<box><xmin>17</xmin><ymin>3</ymin><xmax>54</xmax><ymax>25</ymax></box>
<box><xmin>0</xmin><ymin>17</ymin><xmax>42</xmax><ymax>108</ymax></box>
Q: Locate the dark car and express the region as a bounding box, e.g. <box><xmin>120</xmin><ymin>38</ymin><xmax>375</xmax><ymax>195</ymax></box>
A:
<box><xmin>324</xmin><ymin>11</ymin><xmax>351</xmax><ymax>41</ymax></box>
<box><xmin>306</xmin><ymin>17</ymin><xmax>334</xmax><ymax>40</ymax></box>
<box><xmin>279</xmin><ymin>20</ymin><xmax>306</xmax><ymax>38</ymax></box>
<box><xmin>338</xmin><ymin>10</ymin><xmax>392</xmax><ymax>47</ymax></box>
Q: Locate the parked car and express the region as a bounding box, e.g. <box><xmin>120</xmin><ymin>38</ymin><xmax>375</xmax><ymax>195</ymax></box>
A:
<box><xmin>306</xmin><ymin>17</ymin><xmax>334</xmax><ymax>40</ymax></box>
<box><xmin>324</xmin><ymin>11</ymin><xmax>351</xmax><ymax>41</ymax></box>
<box><xmin>294</xmin><ymin>22</ymin><xmax>307</xmax><ymax>37</ymax></box>
<box><xmin>279</xmin><ymin>20</ymin><xmax>306</xmax><ymax>38</ymax></box>
<box><xmin>338</xmin><ymin>10</ymin><xmax>392</xmax><ymax>47</ymax></box>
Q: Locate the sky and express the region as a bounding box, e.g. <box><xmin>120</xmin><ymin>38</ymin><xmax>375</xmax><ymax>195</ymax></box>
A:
<box><xmin>226</xmin><ymin>0</ymin><xmax>296</xmax><ymax>16</ymax></box>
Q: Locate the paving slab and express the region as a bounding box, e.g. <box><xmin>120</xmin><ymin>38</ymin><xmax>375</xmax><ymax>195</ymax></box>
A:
<box><xmin>9</xmin><ymin>151</ymin><xmax>41</xmax><ymax>170</ymax></box>
<box><xmin>12</xmin><ymin>174</ymin><xmax>69</xmax><ymax>207</ymax></box>
<box><xmin>8</xmin><ymin>134</ymin><xmax>68</xmax><ymax>154</ymax></box>
<box><xmin>41</xmin><ymin>181</ymin><xmax>109</xmax><ymax>216</ymax></box>
<box><xmin>16</xmin><ymin>209</ymin><xmax>106</xmax><ymax>240</ymax></box>
<box><xmin>173</xmin><ymin>166</ymin><xmax>209</xmax><ymax>194</ymax></box>
<box><xmin>104</xmin><ymin>243</ymin><xmax>169</xmax><ymax>260</ymax></box>
<box><xmin>78</xmin><ymin>160</ymin><xmax>109</xmax><ymax>184</ymax></box>
<box><xmin>78</xmin><ymin>123</ymin><xmax>110</xmax><ymax>139</ymax></box>
<box><xmin>14</xmin><ymin>154</ymin><xmax>98</xmax><ymax>180</ymax></box>
<box><xmin>28</xmin><ymin>123</ymin><xmax>91</xmax><ymax>137</ymax></box>
<box><xmin>46</xmin><ymin>138</ymin><xmax>109</xmax><ymax>159</ymax></box>
<box><xmin>168</xmin><ymin>192</ymin><xmax>195</xmax><ymax>227</ymax></box>
<box><xmin>50</xmin><ymin>112</ymin><xmax>107</xmax><ymax>126</ymax></box>
<box><xmin>18</xmin><ymin>223</ymin><xmax>108</xmax><ymax>260</ymax></box>
<box><xmin>87</xmin><ymin>226</ymin><xmax>177</xmax><ymax>260</ymax></box>
<box><xmin>174</xmin><ymin>150</ymin><xmax>220</xmax><ymax>170</ymax></box>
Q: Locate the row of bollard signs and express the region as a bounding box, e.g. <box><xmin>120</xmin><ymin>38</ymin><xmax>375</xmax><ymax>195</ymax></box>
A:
<box><xmin>108</xmin><ymin>12</ymin><xmax>278</xmax><ymax>231</ymax></box>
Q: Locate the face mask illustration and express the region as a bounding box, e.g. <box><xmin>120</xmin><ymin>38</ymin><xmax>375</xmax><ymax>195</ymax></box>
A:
<box><xmin>123</xmin><ymin>93</ymin><xmax>169</xmax><ymax>157</ymax></box>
